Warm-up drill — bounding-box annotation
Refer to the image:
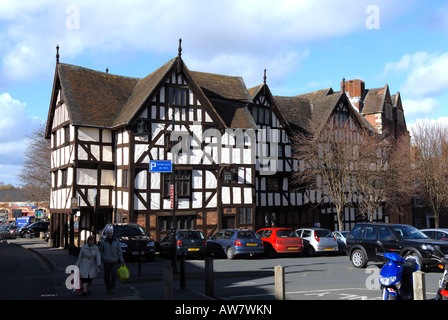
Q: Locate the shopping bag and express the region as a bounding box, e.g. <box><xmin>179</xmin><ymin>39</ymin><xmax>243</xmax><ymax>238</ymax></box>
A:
<box><xmin>118</xmin><ymin>265</ymin><xmax>129</xmax><ymax>282</ymax></box>
<box><xmin>72</xmin><ymin>267</ymin><xmax>81</xmax><ymax>292</ymax></box>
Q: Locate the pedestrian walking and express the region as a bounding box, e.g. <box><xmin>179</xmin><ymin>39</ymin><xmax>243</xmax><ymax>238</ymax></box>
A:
<box><xmin>75</xmin><ymin>235</ymin><xmax>101</xmax><ymax>296</ymax></box>
<box><xmin>99</xmin><ymin>227</ymin><xmax>125</xmax><ymax>293</ymax></box>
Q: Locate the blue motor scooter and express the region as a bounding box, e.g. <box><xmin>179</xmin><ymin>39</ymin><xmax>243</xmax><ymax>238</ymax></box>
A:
<box><xmin>379</xmin><ymin>252</ymin><xmax>421</xmax><ymax>300</ymax></box>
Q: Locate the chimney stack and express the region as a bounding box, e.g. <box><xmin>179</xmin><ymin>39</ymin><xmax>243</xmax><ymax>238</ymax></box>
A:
<box><xmin>341</xmin><ymin>79</ymin><xmax>365</xmax><ymax>112</ymax></box>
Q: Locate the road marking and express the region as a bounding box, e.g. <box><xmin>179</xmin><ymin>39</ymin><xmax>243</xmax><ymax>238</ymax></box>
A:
<box><xmin>229</xmin><ymin>288</ymin><xmax>376</xmax><ymax>299</ymax></box>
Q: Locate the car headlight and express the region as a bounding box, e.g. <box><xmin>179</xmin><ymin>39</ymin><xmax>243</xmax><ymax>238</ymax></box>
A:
<box><xmin>422</xmin><ymin>244</ymin><xmax>434</xmax><ymax>251</ymax></box>
<box><xmin>379</xmin><ymin>276</ymin><xmax>397</xmax><ymax>286</ymax></box>
<box><xmin>120</xmin><ymin>242</ymin><xmax>128</xmax><ymax>248</ymax></box>
<box><xmin>147</xmin><ymin>241</ymin><xmax>155</xmax><ymax>247</ymax></box>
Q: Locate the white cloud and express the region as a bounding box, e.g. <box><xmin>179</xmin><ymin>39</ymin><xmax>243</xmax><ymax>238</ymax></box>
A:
<box><xmin>0</xmin><ymin>93</ymin><xmax>41</xmax><ymax>166</ymax></box>
<box><xmin>0</xmin><ymin>0</ymin><xmax>404</xmax><ymax>84</ymax></box>
<box><xmin>384</xmin><ymin>51</ymin><xmax>448</xmax><ymax>98</ymax></box>
<box><xmin>402</xmin><ymin>97</ymin><xmax>440</xmax><ymax>118</ymax></box>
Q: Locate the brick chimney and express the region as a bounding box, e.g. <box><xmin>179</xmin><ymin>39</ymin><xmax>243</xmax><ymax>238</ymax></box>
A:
<box><xmin>342</xmin><ymin>79</ymin><xmax>365</xmax><ymax>112</ymax></box>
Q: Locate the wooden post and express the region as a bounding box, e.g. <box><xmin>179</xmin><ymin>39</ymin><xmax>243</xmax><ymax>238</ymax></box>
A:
<box><xmin>205</xmin><ymin>257</ymin><xmax>214</xmax><ymax>297</ymax></box>
<box><xmin>413</xmin><ymin>270</ymin><xmax>426</xmax><ymax>300</ymax></box>
<box><xmin>163</xmin><ymin>266</ymin><xmax>173</xmax><ymax>300</ymax></box>
<box><xmin>275</xmin><ymin>265</ymin><xmax>285</xmax><ymax>300</ymax></box>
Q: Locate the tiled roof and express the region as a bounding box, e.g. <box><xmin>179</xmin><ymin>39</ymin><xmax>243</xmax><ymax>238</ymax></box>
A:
<box><xmin>190</xmin><ymin>71</ymin><xmax>252</xmax><ymax>102</ymax></box>
<box><xmin>0</xmin><ymin>189</ymin><xmax>26</xmax><ymax>202</ymax></box>
<box><xmin>274</xmin><ymin>96</ymin><xmax>312</xmax><ymax>131</ymax></box>
<box><xmin>53</xmin><ymin>58</ymin><xmax>255</xmax><ymax>131</ymax></box>
<box><xmin>57</xmin><ymin>63</ymin><xmax>138</xmax><ymax>128</ymax></box>
<box><xmin>114</xmin><ymin>58</ymin><xmax>177</xmax><ymax>127</ymax></box>
<box><xmin>362</xmin><ymin>86</ymin><xmax>387</xmax><ymax>114</ymax></box>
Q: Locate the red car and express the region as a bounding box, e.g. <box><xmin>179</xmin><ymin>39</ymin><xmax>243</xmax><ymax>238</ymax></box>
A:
<box><xmin>256</xmin><ymin>228</ymin><xmax>303</xmax><ymax>257</ymax></box>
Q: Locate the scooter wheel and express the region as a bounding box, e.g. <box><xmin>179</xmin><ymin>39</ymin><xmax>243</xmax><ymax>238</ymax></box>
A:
<box><xmin>382</xmin><ymin>288</ymin><xmax>397</xmax><ymax>300</ymax></box>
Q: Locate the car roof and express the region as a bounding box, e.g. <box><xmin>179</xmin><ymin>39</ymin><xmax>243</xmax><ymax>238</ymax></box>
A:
<box><xmin>218</xmin><ymin>228</ymin><xmax>253</xmax><ymax>231</ymax></box>
<box><xmin>353</xmin><ymin>223</ymin><xmax>418</xmax><ymax>228</ymax></box>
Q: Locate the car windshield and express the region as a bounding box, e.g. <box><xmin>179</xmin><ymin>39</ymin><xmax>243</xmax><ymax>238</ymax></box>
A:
<box><xmin>178</xmin><ymin>231</ymin><xmax>204</xmax><ymax>239</ymax></box>
<box><xmin>237</xmin><ymin>231</ymin><xmax>260</xmax><ymax>240</ymax></box>
<box><xmin>392</xmin><ymin>225</ymin><xmax>428</xmax><ymax>240</ymax></box>
<box><xmin>276</xmin><ymin>230</ymin><xmax>299</xmax><ymax>238</ymax></box>
<box><xmin>315</xmin><ymin>229</ymin><xmax>334</xmax><ymax>237</ymax></box>
<box><xmin>114</xmin><ymin>225</ymin><xmax>145</xmax><ymax>237</ymax></box>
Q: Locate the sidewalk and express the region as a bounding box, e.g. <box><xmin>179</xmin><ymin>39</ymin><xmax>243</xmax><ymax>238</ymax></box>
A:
<box><xmin>4</xmin><ymin>237</ymin><xmax>214</xmax><ymax>300</ymax></box>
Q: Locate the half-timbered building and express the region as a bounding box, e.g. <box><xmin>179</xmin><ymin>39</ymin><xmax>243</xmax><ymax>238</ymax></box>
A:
<box><xmin>45</xmin><ymin>45</ymin><xmax>409</xmax><ymax>247</ymax></box>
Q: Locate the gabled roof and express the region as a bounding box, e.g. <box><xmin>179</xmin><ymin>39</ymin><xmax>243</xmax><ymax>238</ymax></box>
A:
<box><xmin>295</xmin><ymin>88</ymin><xmax>334</xmax><ymax>100</ymax></box>
<box><xmin>114</xmin><ymin>58</ymin><xmax>177</xmax><ymax>127</ymax></box>
<box><xmin>362</xmin><ymin>84</ymin><xmax>390</xmax><ymax>114</ymax></box>
<box><xmin>57</xmin><ymin>63</ymin><xmax>138</xmax><ymax>128</ymax></box>
<box><xmin>273</xmin><ymin>96</ymin><xmax>311</xmax><ymax>131</ymax></box>
<box><xmin>190</xmin><ymin>70</ymin><xmax>255</xmax><ymax>129</ymax></box>
<box><xmin>190</xmin><ymin>71</ymin><xmax>252</xmax><ymax>103</ymax></box>
<box><xmin>46</xmin><ymin>57</ymin><xmax>259</xmax><ymax>133</ymax></box>
<box><xmin>274</xmin><ymin>90</ymin><xmax>373</xmax><ymax>133</ymax></box>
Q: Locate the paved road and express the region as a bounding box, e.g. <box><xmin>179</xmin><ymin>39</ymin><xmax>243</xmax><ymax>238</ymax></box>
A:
<box><xmin>162</xmin><ymin>254</ymin><xmax>444</xmax><ymax>300</ymax></box>
<box><xmin>0</xmin><ymin>242</ymin><xmax>55</xmax><ymax>300</ymax></box>
<box><xmin>1</xmin><ymin>237</ymin><xmax>444</xmax><ymax>301</ymax></box>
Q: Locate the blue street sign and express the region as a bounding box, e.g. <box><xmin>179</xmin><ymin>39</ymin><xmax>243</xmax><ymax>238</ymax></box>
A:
<box><xmin>149</xmin><ymin>160</ymin><xmax>172</xmax><ymax>173</ymax></box>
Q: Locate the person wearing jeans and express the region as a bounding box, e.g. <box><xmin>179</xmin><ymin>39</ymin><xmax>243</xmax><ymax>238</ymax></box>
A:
<box><xmin>99</xmin><ymin>227</ymin><xmax>125</xmax><ymax>293</ymax></box>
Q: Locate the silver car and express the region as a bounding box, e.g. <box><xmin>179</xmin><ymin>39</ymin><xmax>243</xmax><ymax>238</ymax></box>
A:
<box><xmin>420</xmin><ymin>228</ymin><xmax>448</xmax><ymax>241</ymax></box>
<box><xmin>296</xmin><ymin>228</ymin><xmax>338</xmax><ymax>256</ymax></box>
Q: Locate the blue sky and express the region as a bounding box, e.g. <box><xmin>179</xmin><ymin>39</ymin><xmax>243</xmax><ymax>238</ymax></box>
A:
<box><xmin>1</xmin><ymin>0</ymin><xmax>448</xmax><ymax>186</ymax></box>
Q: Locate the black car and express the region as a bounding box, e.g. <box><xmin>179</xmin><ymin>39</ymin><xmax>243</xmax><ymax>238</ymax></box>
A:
<box><xmin>100</xmin><ymin>223</ymin><xmax>155</xmax><ymax>262</ymax></box>
<box><xmin>159</xmin><ymin>229</ymin><xmax>207</xmax><ymax>259</ymax></box>
<box><xmin>346</xmin><ymin>223</ymin><xmax>448</xmax><ymax>268</ymax></box>
<box><xmin>18</xmin><ymin>221</ymin><xmax>50</xmax><ymax>238</ymax></box>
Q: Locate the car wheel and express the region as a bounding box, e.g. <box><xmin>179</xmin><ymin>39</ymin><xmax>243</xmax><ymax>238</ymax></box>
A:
<box><xmin>351</xmin><ymin>249</ymin><xmax>367</xmax><ymax>268</ymax></box>
<box><xmin>403</xmin><ymin>252</ymin><xmax>422</xmax><ymax>268</ymax></box>
<box><xmin>267</xmin><ymin>245</ymin><xmax>277</xmax><ymax>258</ymax></box>
<box><xmin>307</xmin><ymin>245</ymin><xmax>316</xmax><ymax>257</ymax></box>
<box><xmin>226</xmin><ymin>247</ymin><xmax>235</xmax><ymax>260</ymax></box>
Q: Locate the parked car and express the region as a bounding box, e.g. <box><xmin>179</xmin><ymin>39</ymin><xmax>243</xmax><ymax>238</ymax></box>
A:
<box><xmin>100</xmin><ymin>223</ymin><xmax>155</xmax><ymax>262</ymax></box>
<box><xmin>421</xmin><ymin>229</ymin><xmax>448</xmax><ymax>241</ymax></box>
<box><xmin>346</xmin><ymin>223</ymin><xmax>448</xmax><ymax>268</ymax></box>
<box><xmin>159</xmin><ymin>229</ymin><xmax>207</xmax><ymax>259</ymax></box>
<box><xmin>18</xmin><ymin>221</ymin><xmax>50</xmax><ymax>238</ymax></box>
<box><xmin>6</xmin><ymin>225</ymin><xmax>19</xmax><ymax>237</ymax></box>
<box><xmin>334</xmin><ymin>230</ymin><xmax>350</xmax><ymax>253</ymax></box>
<box><xmin>256</xmin><ymin>228</ymin><xmax>303</xmax><ymax>257</ymax></box>
<box><xmin>296</xmin><ymin>228</ymin><xmax>338</xmax><ymax>256</ymax></box>
<box><xmin>207</xmin><ymin>229</ymin><xmax>264</xmax><ymax>259</ymax></box>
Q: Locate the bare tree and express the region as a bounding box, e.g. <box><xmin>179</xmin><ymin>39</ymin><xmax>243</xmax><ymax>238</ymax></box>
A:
<box><xmin>408</xmin><ymin>121</ymin><xmax>448</xmax><ymax>228</ymax></box>
<box><xmin>292</xmin><ymin>117</ymin><xmax>363</xmax><ymax>231</ymax></box>
<box><xmin>17</xmin><ymin>122</ymin><xmax>51</xmax><ymax>205</ymax></box>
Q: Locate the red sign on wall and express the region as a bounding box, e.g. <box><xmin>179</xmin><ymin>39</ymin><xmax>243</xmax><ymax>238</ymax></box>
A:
<box><xmin>170</xmin><ymin>184</ymin><xmax>174</xmax><ymax>210</ymax></box>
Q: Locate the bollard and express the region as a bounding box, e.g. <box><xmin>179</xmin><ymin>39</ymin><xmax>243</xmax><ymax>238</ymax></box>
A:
<box><xmin>413</xmin><ymin>270</ymin><xmax>426</xmax><ymax>300</ymax></box>
<box><xmin>163</xmin><ymin>266</ymin><xmax>173</xmax><ymax>300</ymax></box>
<box><xmin>205</xmin><ymin>257</ymin><xmax>214</xmax><ymax>297</ymax></box>
<box><xmin>275</xmin><ymin>265</ymin><xmax>285</xmax><ymax>300</ymax></box>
